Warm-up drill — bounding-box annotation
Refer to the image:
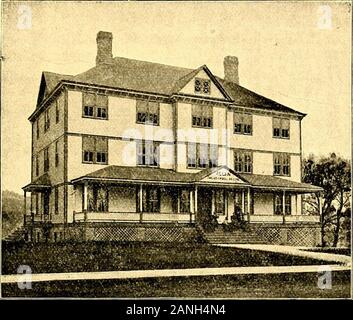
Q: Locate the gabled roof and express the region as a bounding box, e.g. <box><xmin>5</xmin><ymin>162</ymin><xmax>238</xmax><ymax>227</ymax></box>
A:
<box><xmin>35</xmin><ymin>56</ymin><xmax>304</xmax><ymax>117</ymax></box>
<box><xmin>217</xmin><ymin>77</ymin><xmax>305</xmax><ymax>116</ymax></box>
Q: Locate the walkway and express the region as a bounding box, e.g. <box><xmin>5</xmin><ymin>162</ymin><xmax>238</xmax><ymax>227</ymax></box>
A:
<box><xmin>1</xmin><ymin>264</ymin><xmax>350</xmax><ymax>284</ymax></box>
<box><xmin>216</xmin><ymin>244</ymin><xmax>351</xmax><ymax>266</ymax></box>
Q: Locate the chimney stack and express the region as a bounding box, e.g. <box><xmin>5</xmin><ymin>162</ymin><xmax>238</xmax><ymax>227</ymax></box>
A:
<box><xmin>223</xmin><ymin>56</ymin><xmax>239</xmax><ymax>84</ymax></box>
<box><xmin>96</xmin><ymin>31</ymin><xmax>113</xmax><ymax>65</ymax></box>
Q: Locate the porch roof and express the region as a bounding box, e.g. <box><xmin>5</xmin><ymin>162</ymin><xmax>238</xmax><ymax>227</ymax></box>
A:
<box><xmin>22</xmin><ymin>173</ymin><xmax>52</xmax><ymax>192</ymax></box>
<box><xmin>238</xmin><ymin>173</ymin><xmax>323</xmax><ymax>193</ymax></box>
<box><xmin>71</xmin><ymin>166</ymin><xmax>322</xmax><ymax>192</ymax></box>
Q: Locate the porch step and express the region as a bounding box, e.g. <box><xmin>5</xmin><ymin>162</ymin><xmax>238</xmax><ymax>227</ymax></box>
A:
<box><xmin>4</xmin><ymin>226</ymin><xmax>26</xmax><ymax>242</ymax></box>
<box><xmin>202</xmin><ymin>227</ymin><xmax>266</xmax><ymax>244</ymax></box>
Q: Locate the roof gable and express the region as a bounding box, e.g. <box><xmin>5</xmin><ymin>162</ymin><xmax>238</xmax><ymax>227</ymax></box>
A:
<box><xmin>196</xmin><ymin>166</ymin><xmax>248</xmax><ymax>185</ymax></box>
<box><xmin>176</xmin><ymin>66</ymin><xmax>231</xmax><ymax>101</ymax></box>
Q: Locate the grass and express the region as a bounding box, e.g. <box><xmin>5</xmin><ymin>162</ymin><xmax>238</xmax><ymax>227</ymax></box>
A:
<box><xmin>2</xmin><ymin>271</ymin><xmax>350</xmax><ymax>298</ymax></box>
<box><xmin>2</xmin><ymin>241</ymin><xmax>334</xmax><ymax>275</ymax></box>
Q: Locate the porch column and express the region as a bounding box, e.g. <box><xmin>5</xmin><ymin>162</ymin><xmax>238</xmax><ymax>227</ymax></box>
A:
<box><xmin>83</xmin><ymin>182</ymin><xmax>88</xmax><ymax>222</ymax></box>
<box><xmin>225</xmin><ymin>190</ymin><xmax>228</xmax><ymax>220</ymax></box>
<box><xmin>282</xmin><ymin>190</ymin><xmax>286</xmax><ymax>224</ymax></box>
<box><xmin>139</xmin><ymin>184</ymin><xmax>143</xmax><ymax>223</ymax></box>
<box><xmin>190</xmin><ymin>189</ymin><xmax>194</xmax><ymax>223</ymax></box>
<box><xmin>241</xmin><ymin>190</ymin><xmax>245</xmax><ymax>218</ymax></box>
<box><xmin>194</xmin><ymin>185</ymin><xmax>198</xmax><ymax>216</ymax></box>
<box><xmin>211</xmin><ymin>190</ymin><xmax>215</xmax><ymax>215</ymax></box>
<box><xmin>23</xmin><ymin>191</ymin><xmax>27</xmax><ymax>226</ymax></box>
<box><xmin>177</xmin><ymin>189</ymin><xmax>180</xmax><ymax>214</ymax></box>
<box><xmin>247</xmin><ymin>188</ymin><xmax>251</xmax><ymax>223</ymax></box>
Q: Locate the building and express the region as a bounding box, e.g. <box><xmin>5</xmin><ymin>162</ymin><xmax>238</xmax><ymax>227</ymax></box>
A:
<box><xmin>22</xmin><ymin>31</ymin><xmax>322</xmax><ymax>245</ymax></box>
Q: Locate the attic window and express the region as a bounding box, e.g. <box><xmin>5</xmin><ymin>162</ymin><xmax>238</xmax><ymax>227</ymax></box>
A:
<box><xmin>194</xmin><ymin>78</ymin><xmax>211</xmax><ymax>95</ymax></box>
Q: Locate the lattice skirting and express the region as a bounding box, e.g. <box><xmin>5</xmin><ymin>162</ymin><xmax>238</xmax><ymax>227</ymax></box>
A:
<box><xmin>251</xmin><ymin>224</ymin><xmax>321</xmax><ymax>247</ymax></box>
<box><xmin>87</xmin><ymin>225</ymin><xmax>198</xmax><ymax>242</ymax></box>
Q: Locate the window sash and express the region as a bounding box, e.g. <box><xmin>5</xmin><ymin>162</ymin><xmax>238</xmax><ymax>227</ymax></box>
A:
<box><xmin>187</xmin><ymin>143</ymin><xmax>218</xmax><ymax>169</ymax></box>
<box><xmin>234</xmin><ymin>112</ymin><xmax>252</xmax><ymax>135</ymax></box>
<box><xmin>234</xmin><ymin>151</ymin><xmax>252</xmax><ymax>173</ymax></box>
<box><xmin>82</xmin><ymin>93</ymin><xmax>108</xmax><ymax>119</ymax></box>
<box><xmin>136</xmin><ymin>100</ymin><xmax>159</xmax><ymax>125</ymax></box>
<box><xmin>43</xmin><ymin>148</ymin><xmax>49</xmax><ymax>172</ymax></box>
<box><xmin>273</xmin><ymin>153</ymin><xmax>290</xmax><ymax>176</ymax></box>
<box><xmin>54</xmin><ymin>187</ymin><xmax>59</xmax><ymax>214</ymax></box>
<box><xmin>82</xmin><ymin>136</ymin><xmax>108</xmax><ymax>164</ymax></box>
<box><xmin>192</xmin><ymin>105</ymin><xmax>213</xmax><ymax>128</ymax></box>
<box><xmin>273</xmin><ymin>117</ymin><xmax>290</xmax><ymax>138</ymax></box>
<box><xmin>214</xmin><ymin>190</ymin><xmax>225</xmax><ymax>215</ymax></box>
<box><xmin>274</xmin><ymin>194</ymin><xmax>291</xmax><ymax>215</ymax></box>
<box><xmin>137</xmin><ymin>140</ymin><xmax>159</xmax><ymax>166</ymax></box>
<box><xmin>55</xmin><ymin>141</ymin><xmax>59</xmax><ymax>167</ymax></box>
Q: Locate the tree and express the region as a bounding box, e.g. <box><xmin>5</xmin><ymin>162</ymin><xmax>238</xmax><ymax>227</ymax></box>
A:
<box><xmin>303</xmin><ymin>153</ymin><xmax>351</xmax><ymax>247</ymax></box>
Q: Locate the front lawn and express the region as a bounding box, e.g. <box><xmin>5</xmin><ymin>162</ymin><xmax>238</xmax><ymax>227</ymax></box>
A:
<box><xmin>2</xmin><ymin>271</ymin><xmax>350</xmax><ymax>298</ymax></box>
<box><xmin>301</xmin><ymin>247</ymin><xmax>351</xmax><ymax>256</ymax></box>
<box><xmin>2</xmin><ymin>241</ymin><xmax>333</xmax><ymax>274</ymax></box>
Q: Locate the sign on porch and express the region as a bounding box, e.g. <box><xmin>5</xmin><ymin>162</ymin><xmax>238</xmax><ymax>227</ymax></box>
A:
<box><xmin>201</xmin><ymin>168</ymin><xmax>245</xmax><ymax>184</ymax></box>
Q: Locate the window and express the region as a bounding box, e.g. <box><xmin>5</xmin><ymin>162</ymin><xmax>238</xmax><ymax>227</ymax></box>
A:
<box><xmin>35</xmin><ymin>194</ymin><xmax>39</xmax><ymax>215</ymax></box>
<box><xmin>87</xmin><ymin>185</ymin><xmax>109</xmax><ymax>212</ymax></box>
<box><xmin>36</xmin><ymin>120</ymin><xmax>40</xmax><ymax>139</ymax></box>
<box><xmin>194</xmin><ymin>78</ymin><xmax>211</xmax><ymax>95</ymax></box>
<box><xmin>192</xmin><ymin>104</ymin><xmax>213</xmax><ymax>128</ymax></box>
<box><xmin>137</xmin><ymin>140</ymin><xmax>159</xmax><ymax>166</ymax></box>
<box><xmin>55</xmin><ymin>141</ymin><xmax>59</xmax><ymax>167</ymax></box>
<box><xmin>136</xmin><ymin>100</ymin><xmax>159</xmax><ymax>125</ymax></box>
<box><xmin>180</xmin><ymin>189</ymin><xmax>190</xmax><ymax>213</ymax></box>
<box><xmin>82</xmin><ymin>92</ymin><xmax>108</xmax><ymax>119</ymax></box>
<box><xmin>44</xmin><ymin>109</ymin><xmax>50</xmax><ymax>132</ymax></box>
<box><xmin>273</xmin><ymin>117</ymin><xmax>290</xmax><ymax>138</ymax></box>
<box><xmin>214</xmin><ymin>190</ymin><xmax>225</xmax><ymax>215</ymax></box>
<box><xmin>54</xmin><ymin>187</ymin><xmax>59</xmax><ymax>214</ymax></box>
<box><xmin>141</xmin><ymin>187</ymin><xmax>160</xmax><ymax>213</ymax></box>
<box><xmin>234</xmin><ymin>150</ymin><xmax>253</xmax><ymax>173</ymax></box>
<box><xmin>187</xmin><ymin>143</ymin><xmax>218</xmax><ymax>169</ymax></box>
<box><xmin>35</xmin><ymin>154</ymin><xmax>39</xmax><ymax>176</ymax></box>
<box><xmin>43</xmin><ymin>147</ymin><xmax>49</xmax><ymax>172</ymax></box>
<box><xmin>234</xmin><ymin>112</ymin><xmax>252</xmax><ymax>135</ymax></box>
<box><xmin>82</xmin><ymin>136</ymin><xmax>108</xmax><ymax>164</ymax></box>
<box><xmin>55</xmin><ymin>100</ymin><xmax>59</xmax><ymax>123</ymax></box>
<box><xmin>273</xmin><ymin>153</ymin><xmax>290</xmax><ymax>176</ymax></box>
<box><xmin>274</xmin><ymin>193</ymin><xmax>291</xmax><ymax>215</ymax></box>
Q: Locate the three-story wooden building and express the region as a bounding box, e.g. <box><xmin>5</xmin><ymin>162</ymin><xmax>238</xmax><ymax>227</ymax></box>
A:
<box><xmin>23</xmin><ymin>31</ymin><xmax>322</xmax><ymax>245</ymax></box>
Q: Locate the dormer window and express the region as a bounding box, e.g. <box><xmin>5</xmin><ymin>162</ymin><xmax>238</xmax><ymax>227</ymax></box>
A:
<box><xmin>194</xmin><ymin>78</ymin><xmax>211</xmax><ymax>95</ymax></box>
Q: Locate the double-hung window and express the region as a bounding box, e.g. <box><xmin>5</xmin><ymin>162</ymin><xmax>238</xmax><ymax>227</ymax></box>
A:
<box><xmin>82</xmin><ymin>136</ymin><xmax>108</xmax><ymax>164</ymax></box>
<box><xmin>44</xmin><ymin>109</ymin><xmax>50</xmax><ymax>132</ymax></box>
<box><xmin>234</xmin><ymin>112</ymin><xmax>252</xmax><ymax>135</ymax></box>
<box><xmin>234</xmin><ymin>150</ymin><xmax>253</xmax><ymax>173</ymax></box>
<box><xmin>141</xmin><ymin>187</ymin><xmax>160</xmax><ymax>213</ymax></box>
<box><xmin>273</xmin><ymin>117</ymin><xmax>290</xmax><ymax>138</ymax></box>
<box><xmin>273</xmin><ymin>153</ymin><xmax>290</xmax><ymax>176</ymax></box>
<box><xmin>82</xmin><ymin>92</ymin><xmax>108</xmax><ymax>119</ymax></box>
<box><xmin>214</xmin><ymin>190</ymin><xmax>225</xmax><ymax>215</ymax></box>
<box><xmin>137</xmin><ymin>140</ymin><xmax>159</xmax><ymax>167</ymax></box>
<box><xmin>274</xmin><ymin>193</ymin><xmax>291</xmax><ymax>215</ymax></box>
<box><xmin>86</xmin><ymin>185</ymin><xmax>109</xmax><ymax>212</ymax></box>
<box><xmin>43</xmin><ymin>147</ymin><xmax>49</xmax><ymax>172</ymax></box>
<box><xmin>136</xmin><ymin>100</ymin><xmax>159</xmax><ymax>125</ymax></box>
<box><xmin>192</xmin><ymin>105</ymin><xmax>213</xmax><ymax>128</ymax></box>
<box><xmin>187</xmin><ymin>143</ymin><xmax>218</xmax><ymax>169</ymax></box>
<box><xmin>180</xmin><ymin>189</ymin><xmax>191</xmax><ymax>213</ymax></box>
<box><xmin>55</xmin><ymin>141</ymin><xmax>59</xmax><ymax>167</ymax></box>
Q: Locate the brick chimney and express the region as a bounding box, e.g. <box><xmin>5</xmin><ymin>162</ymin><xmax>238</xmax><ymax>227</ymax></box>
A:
<box><xmin>223</xmin><ymin>56</ymin><xmax>239</xmax><ymax>84</ymax></box>
<box><xmin>96</xmin><ymin>31</ymin><xmax>113</xmax><ymax>65</ymax></box>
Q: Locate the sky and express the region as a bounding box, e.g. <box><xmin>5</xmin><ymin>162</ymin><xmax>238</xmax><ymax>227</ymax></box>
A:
<box><xmin>1</xmin><ymin>1</ymin><xmax>351</xmax><ymax>194</ymax></box>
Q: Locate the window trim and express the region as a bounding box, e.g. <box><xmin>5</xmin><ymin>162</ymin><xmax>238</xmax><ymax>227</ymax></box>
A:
<box><xmin>44</xmin><ymin>109</ymin><xmax>50</xmax><ymax>133</ymax></box>
<box><xmin>191</xmin><ymin>104</ymin><xmax>213</xmax><ymax>129</ymax></box>
<box><xmin>82</xmin><ymin>136</ymin><xmax>109</xmax><ymax>165</ymax></box>
<box><xmin>194</xmin><ymin>77</ymin><xmax>211</xmax><ymax>95</ymax></box>
<box><xmin>233</xmin><ymin>112</ymin><xmax>253</xmax><ymax>136</ymax></box>
<box><xmin>272</xmin><ymin>117</ymin><xmax>290</xmax><ymax>139</ymax></box>
<box><xmin>234</xmin><ymin>149</ymin><xmax>253</xmax><ymax>173</ymax></box>
<box><xmin>273</xmin><ymin>152</ymin><xmax>291</xmax><ymax>177</ymax></box>
<box><xmin>136</xmin><ymin>140</ymin><xmax>160</xmax><ymax>167</ymax></box>
<box><xmin>186</xmin><ymin>142</ymin><xmax>218</xmax><ymax>169</ymax></box>
<box><xmin>43</xmin><ymin>147</ymin><xmax>49</xmax><ymax>173</ymax></box>
<box><xmin>82</xmin><ymin>92</ymin><xmax>109</xmax><ymax>120</ymax></box>
<box><xmin>136</xmin><ymin>100</ymin><xmax>160</xmax><ymax>126</ymax></box>
<box><xmin>273</xmin><ymin>193</ymin><xmax>291</xmax><ymax>215</ymax></box>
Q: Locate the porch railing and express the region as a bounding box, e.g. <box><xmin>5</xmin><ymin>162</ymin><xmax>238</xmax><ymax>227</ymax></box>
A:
<box><xmin>73</xmin><ymin>211</ymin><xmax>195</xmax><ymax>224</ymax></box>
<box><xmin>249</xmin><ymin>214</ymin><xmax>320</xmax><ymax>224</ymax></box>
